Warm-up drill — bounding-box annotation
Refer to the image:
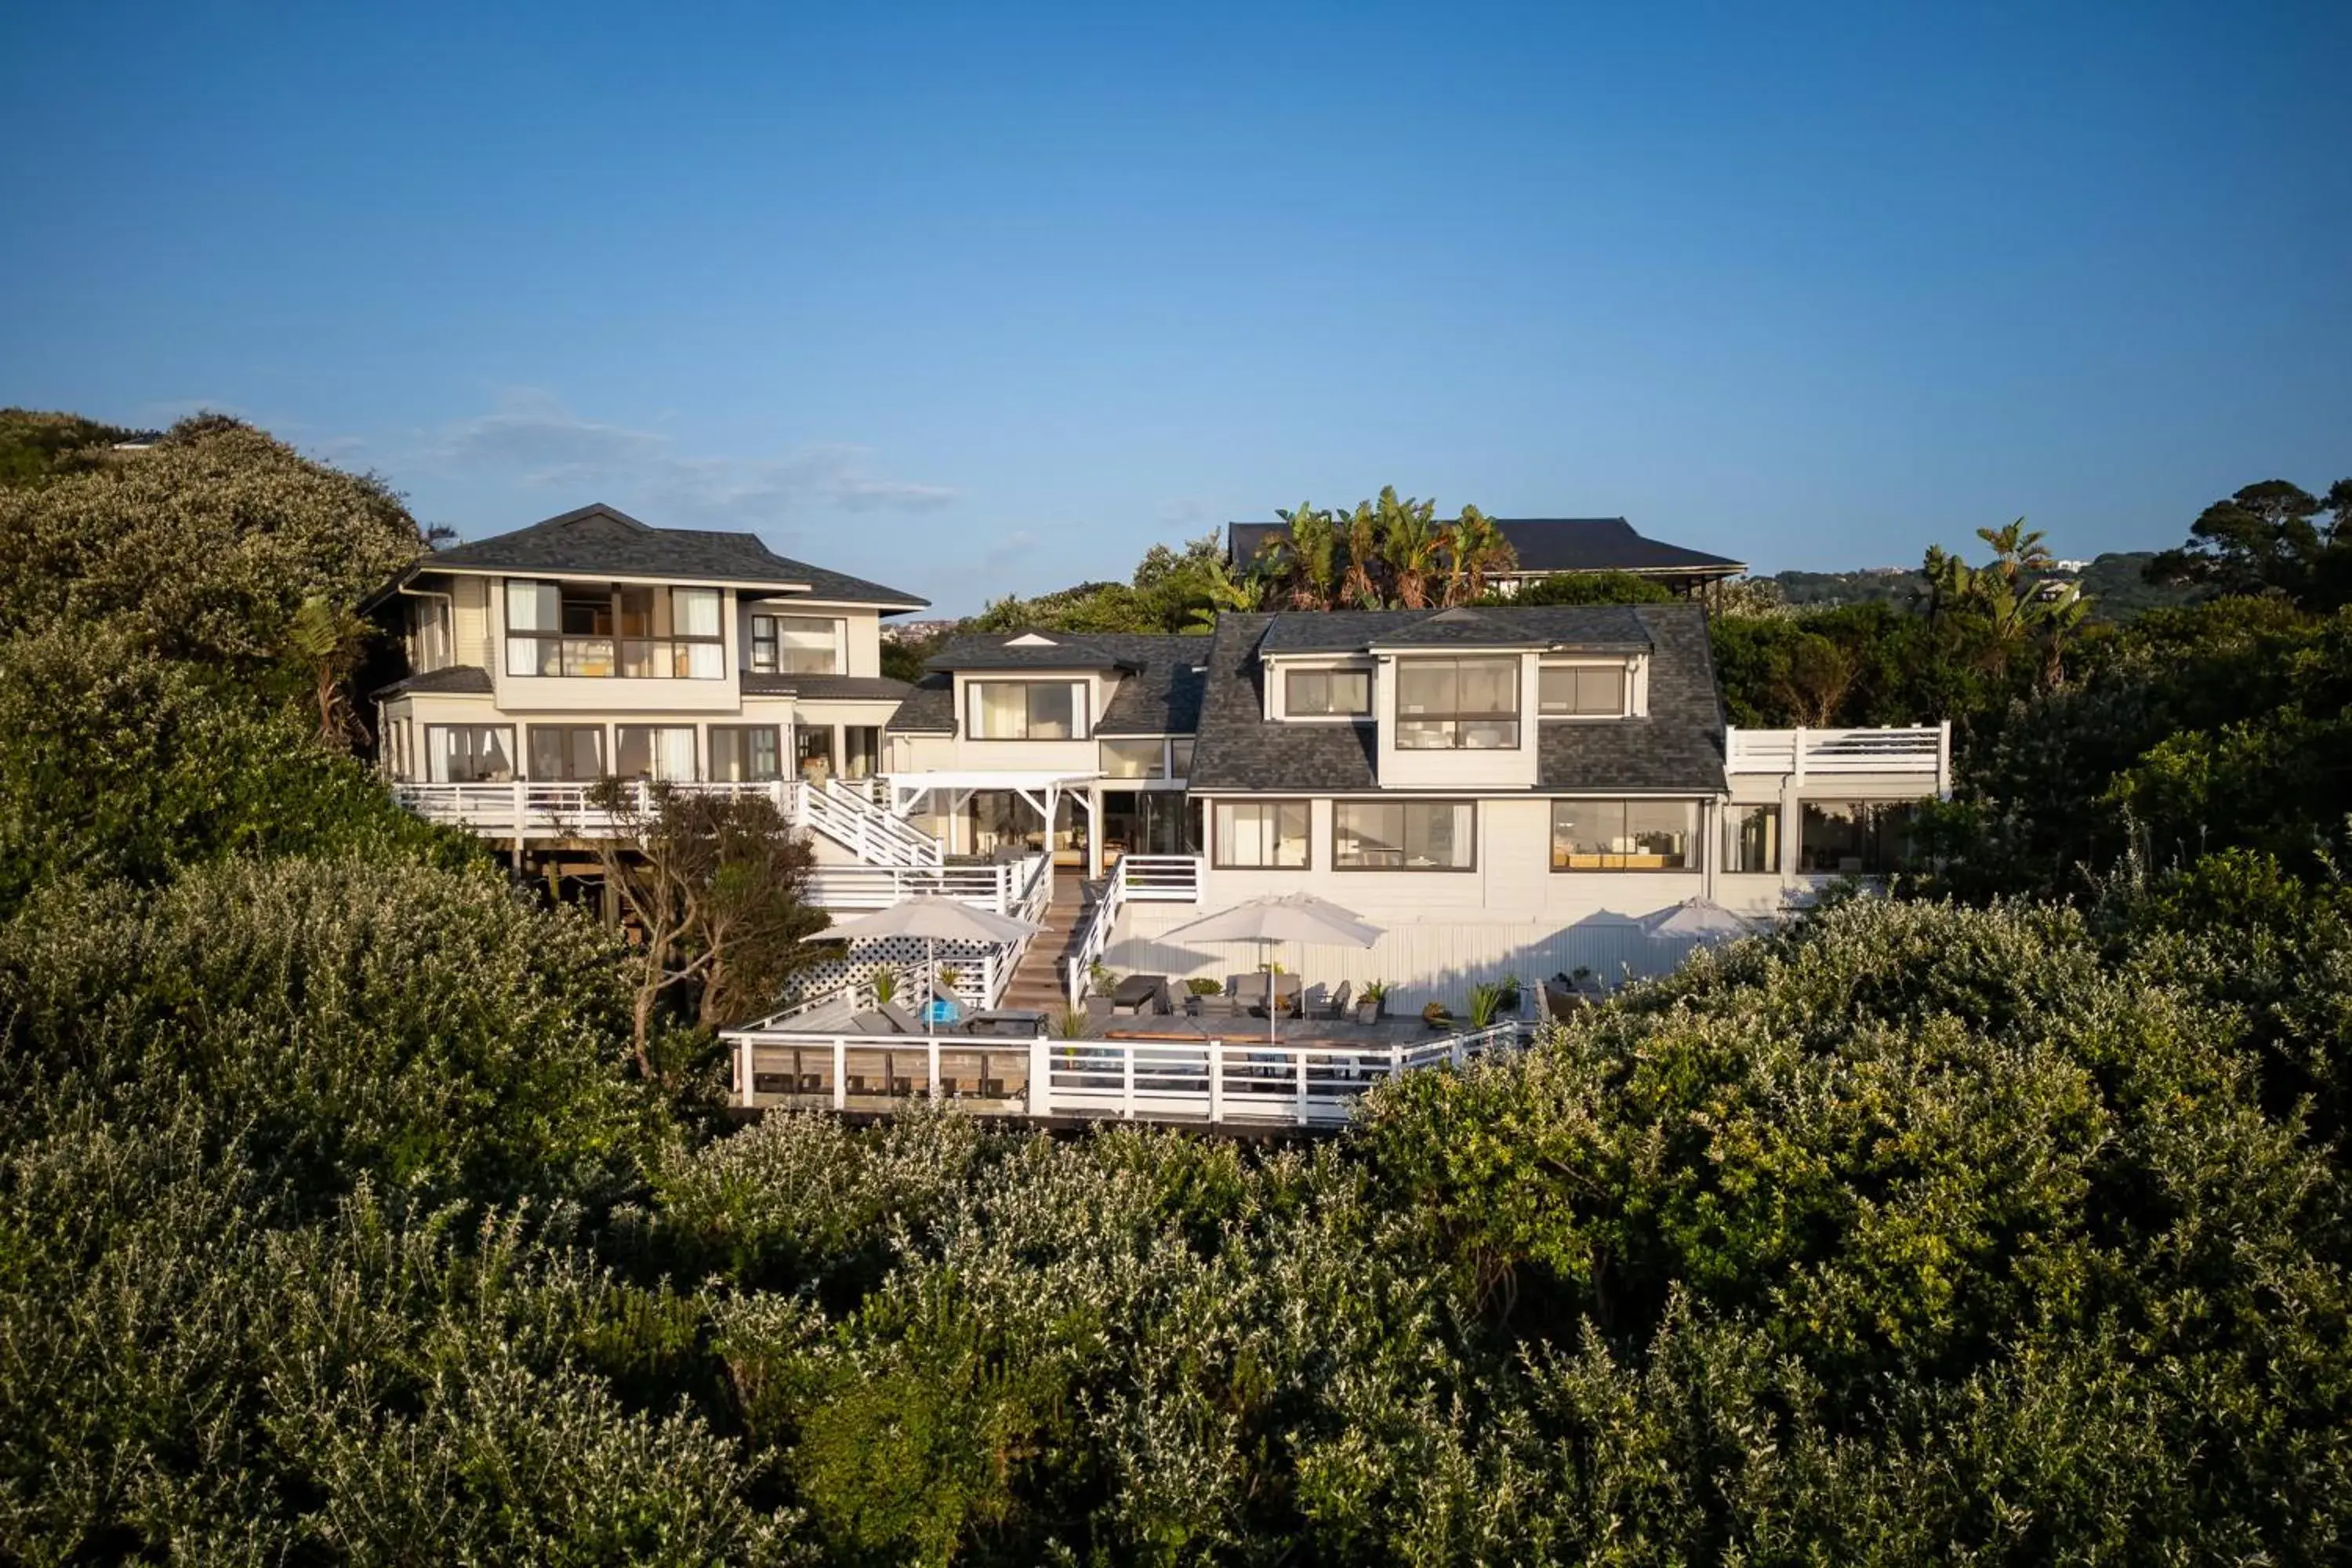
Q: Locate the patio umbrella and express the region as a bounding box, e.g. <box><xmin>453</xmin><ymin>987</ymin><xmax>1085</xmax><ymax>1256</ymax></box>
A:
<box><xmin>1641</xmin><ymin>897</ymin><xmax>1755</xmax><ymax>945</ymax></box>
<box><xmin>804</xmin><ymin>895</ymin><xmax>1046</xmax><ymax>1026</ymax></box>
<box><xmin>1159</xmin><ymin>893</ymin><xmax>1385</xmax><ymax>1043</ymax></box>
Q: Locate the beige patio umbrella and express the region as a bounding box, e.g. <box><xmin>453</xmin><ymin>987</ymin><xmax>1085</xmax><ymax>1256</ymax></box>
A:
<box><xmin>1159</xmin><ymin>892</ymin><xmax>1385</xmax><ymax>1043</ymax></box>
<box><xmin>805</xmin><ymin>895</ymin><xmax>1045</xmax><ymax>1025</ymax></box>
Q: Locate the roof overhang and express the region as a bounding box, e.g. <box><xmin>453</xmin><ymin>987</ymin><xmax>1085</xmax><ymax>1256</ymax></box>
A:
<box><xmin>408</xmin><ymin>562</ymin><xmax>818</xmax><ymax>593</ymax></box>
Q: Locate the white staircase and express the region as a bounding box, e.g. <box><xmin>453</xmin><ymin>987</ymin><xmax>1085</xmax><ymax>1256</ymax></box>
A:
<box><xmin>793</xmin><ymin>779</ymin><xmax>942</xmax><ymax>869</ymax></box>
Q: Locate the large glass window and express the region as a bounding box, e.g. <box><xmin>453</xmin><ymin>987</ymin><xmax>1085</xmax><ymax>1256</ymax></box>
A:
<box><xmin>1394</xmin><ymin>658</ymin><xmax>1519</xmax><ymax>750</ymax></box>
<box><xmin>797</xmin><ymin>725</ymin><xmax>835</xmax><ymax>782</ymax></box>
<box><xmin>506</xmin><ymin>579</ymin><xmax>724</xmax><ymax>678</ymax></box>
<box><xmin>968</xmin><ymin>681</ymin><xmax>1085</xmax><ymax>740</ymax></box>
<box><xmin>1171</xmin><ymin>737</ymin><xmax>1196</xmax><ymax>778</ymax></box>
<box><xmin>709</xmin><ymin>725</ymin><xmax>782</xmax><ymax>782</ymax></box>
<box><xmin>527</xmin><ymin>725</ymin><xmax>606</xmax><ymax>781</ymax></box>
<box><xmin>426</xmin><ymin>724</ymin><xmax>514</xmax><ymax>783</ymax></box>
<box><xmin>1334</xmin><ymin>800</ymin><xmax>1475</xmax><ymax>870</ymax></box>
<box><xmin>1539</xmin><ymin>664</ymin><xmax>1628</xmax><ymax>717</ymax></box>
<box><xmin>1285</xmin><ymin>667</ymin><xmax>1371</xmax><ymax>717</ymax></box>
<box><xmin>615</xmin><ymin>725</ymin><xmax>699</xmax><ymax>782</ymax></box>
<box><xmin>1100</xmin><ymin>738</ymin><xmax>1167</xmax><ymax>779</ymax></box>
<box><xmin>1213</xmin><ymin>801</ymin><xmax>1310</xmax><ymax>869</ymax></box>
<box><xmin>1551</xmin><ymin>800</ymin><xmax>1698</xmax><ymax>871</ymax></box>
<box><xmin>750</xmin><ymin>613</ymin><xmax>839</xmax><ymax>675</ymax></box>
<box><xmin>1724</xmin><ymin>804</ymin><xmax>1780</xmax><ymax>873</ymax></box>
<box><xmin>1799</xmin><ymin>801</ymin><xmax>1918</xmax><ymax>874</ymax></box>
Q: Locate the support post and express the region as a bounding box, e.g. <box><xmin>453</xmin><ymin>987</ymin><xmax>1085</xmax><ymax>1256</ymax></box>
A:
<box><xmin>1792</xmin><ymin>724</ymin><xmax>1809</xmax><ymax>785</ymax></box>
<box><xmin>1294</xmin><ymin>1053</ymin><xmax>1308</xmax><ymax>1127</ymax></box>
<box><xmin>927</xmin><ymin>1038</ymin><xmax>941</xmax><ymax>1100</ymax></box>
<box><xmin>833</xmin><ymin>1039</ymin><xmax>847</xmax><ymax>1111</ymax></box>
<box><xmin>1029</xmin><ymin>1033</ymin><xmax>1053</xmax><ymax>1119</ymax></box>
<box><xmin>738</xmin><ymin>1034</ymin><xmax>756</xmax><ymax>1109</ymax></box>
<box><xmin>1122</xmin><ymin>1047</ymin><xmax>1136</xmax><ymax>1119</ymax></box>
<box><xmin>1207</xmin><ymin>1040</ymin><xmax>1224</xmax><ymax>1123</ymax></box>
<box><xmin>1936</xmin><ymin>718</ymin><xmax>1953</xmax><ymax>799</ymax></box>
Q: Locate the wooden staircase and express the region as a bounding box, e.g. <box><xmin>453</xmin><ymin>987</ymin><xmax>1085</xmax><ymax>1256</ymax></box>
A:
<box><xmin>999</xmin><ymin>876</ymin><xmax>1093</xmax><ymax>1013</ymax></box>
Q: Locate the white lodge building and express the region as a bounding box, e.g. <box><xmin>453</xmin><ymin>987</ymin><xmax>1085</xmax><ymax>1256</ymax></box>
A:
<box><xmin>376</xmin><ymin>504</ymin><xmax>1948</xmax><ymax>1014</ymax></box>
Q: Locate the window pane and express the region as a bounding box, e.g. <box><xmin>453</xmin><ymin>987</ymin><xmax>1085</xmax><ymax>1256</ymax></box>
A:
<box><xmin>1726</xmin><ymin>805</ymin><xmax>1779</xmax><ymax>873</ymax></box>
<box><xmin>1623</xmin><ymin>800</ymin><xmax>1695</xmax><ymax>869</ymax></box>
<box><xmin>505</xmin><ymin>579</ymin><xmax>557</xmax><ymax>633</ymax></box>
<box><xmin>1551</xmin><ymin>800</ymin><xmax>1628</xmax><ymax>869</ymax></box>
<box><xmin>1337</xmin><ymin>801</ymin><xmax>1472</xmax><ymax>869</ymax></box>
<box><xmin>1542</xmin><ymin>665</ymin><xmax>1627</xmax><ymax>715</ymax></box>
<box><xmin>775</xmin><ymin>616</ymin><xmax>838</xmax><ymax>673</ymax></box>
<box><xmin>976</xmin><ymin>683</ymin><xmax>1025</xmax><ymax>739</ymax></box>
<box><xmin>1215</xmin><ymin>801</ymin><xmax>1308</xmax><ymax>868</ymax></box>
<box><xmin>710</xmin><ymin>726</ymin><xmax>782</xmax><ymax>782</ymax></box>
<box><xmin>1101</xmin><ymin>739</ymin><xmax>1163</xmax><ymax>779</ymax></box>
<box><xmin>616</xmin><ymin>586</ymin><xmax>656</xmax><ymax>638</ymax></box>
<box><xmin>1171</xmin><ymin>738</ymin><xmax>1195</xmax><ymax>777</ymax></box>
<box><xmin>1396</xmin><ymin>662</ymin><xmax>1454</xmax><ymax>716</ymax></box>
<box><xmin>671</xmin><ymin>588</ymin><xmax>721</xmax><ymax>638</ymax></box>
<box><xmin>1455</xmin><ymin>659</ymin><xmax>1519</xmax><ymax>717</ymax></box>
<box><xmin>1027</xmin><ymin>682</ymin><xmax>1076</xmax><ymax>739</ymax></box>
<box><xmin>685</xmin><ymin>641</ymin><xmax>724</xmax><ymax>679</ymax></box>
<box><xmin>750</xmin><ymin>615</ymin><xmax>778</xmax><ymax>673</ymax></box>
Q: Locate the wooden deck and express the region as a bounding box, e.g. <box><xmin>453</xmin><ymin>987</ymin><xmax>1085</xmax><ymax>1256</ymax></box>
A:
<box><xmin>724</xmin><ymin>1018</ymin><xmax>1528</xmax><ymax>1129</ymax></box>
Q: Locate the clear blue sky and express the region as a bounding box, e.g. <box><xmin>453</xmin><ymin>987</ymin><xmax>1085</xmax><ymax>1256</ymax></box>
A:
<box><xmin>4</xmin><ymin>2</ymin><xmax>2347</xmax><ymax>612</ymax></box>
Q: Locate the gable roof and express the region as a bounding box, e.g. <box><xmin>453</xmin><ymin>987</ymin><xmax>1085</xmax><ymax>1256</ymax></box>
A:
<box><xmin>1184</xmin><ymin>604</ymin><xmax>1726</xmax><ymax>794</ymax></box>
<box><xmin>884</xmin><ymin>631</ymin><xmax>1209</xmax><ymax>736</ymax></box>
<box><xmin>1260</xmin><ymin>604</ymin><xmax>1655</xmax><ymax>656</ymax></box>
<box><xmin>1228</xmin><ymin>517</ymin><xmax>1745</xmax><ymax>579</ymax></box>
<box><xmin>402</xmin><ymin>503</ymin><xmax>928</xmax><ymax>609</ymax></box>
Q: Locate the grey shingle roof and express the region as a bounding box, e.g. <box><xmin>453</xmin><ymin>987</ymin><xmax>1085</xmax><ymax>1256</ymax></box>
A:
<box><xmin>884</xmin><ymin>631</ymin><xmax>1209</xmax><ymax>736</ymax></box>
<box><xmin>416</xmin><ymin>503</ymin><xmax>928</xmax><ymax>608</ymax></box>
<box><xmin>884</xmin><ymin>672</ymin><xmax>956</xmax><ymax>734</ymax></box>
<box><xmin>1364</xmin><ymin>607</ymin><xmax>1553</xmax><ymax>648</ymax></box>
<box><xmin>924</xmin><ymin>633</ymin><xmax>1142</xmax><ymax>673</ymax></box>
<box><xmin>372</xmin><ymin>664</ymin><xmax>493</xmax><ymax>699</ymax></box>
<box><xmin>741</xmin><ymin>673</ymin><xmax>911</xmax><ymax>701</ymax></box>
<box><xmin>1261</xmin><ymin>604</ymin><xmax>1654</xmax><ymax>655</ymax></box>
<box><xmin>1094</xmin><ymin>646</ymin><xmax>1209</xmax><ymax>735</ymax></box>
<box><xmin>1229</xmin><ymin>517</ymin><xmax>1745</xmax><ymax>578</ymax></box>
<box><xmin>1185</xmin><ymin>605</ymin><xmax>1726</xmax><ymax>795</ymax></box>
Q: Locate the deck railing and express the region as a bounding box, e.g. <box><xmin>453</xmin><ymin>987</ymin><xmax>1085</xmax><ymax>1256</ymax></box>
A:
<box><xmin>1065</xmin><ymin>854</ymin><xmax>1203</xmax><ymax>1004</ymax></box>
<box><xmin>726</xmin><ymin>1018</ymin><xmax>1525</xmax><ymax>1128</ymax></box>
<box><xmin>394</xmin><ymin>777</ymin><xmax>943</xmax><ymax>867</ymax></box>
<box><xmin>1724</xmin><ymin>723</ymin><xmax>1950</xmax><ymax>787</ymax></box>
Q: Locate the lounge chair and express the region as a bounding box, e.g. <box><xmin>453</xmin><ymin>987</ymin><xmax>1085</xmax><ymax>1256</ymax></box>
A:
<box><xmin>1232</xmin><ymin>972</ymin><xmax>1269</xmax><ymax>1010</ymax></box>
<box><xmin>877</xmin><ymin>1000</ymin><xmax>924</xmax><ymax>1035</ymax></box>
<box><xmin>1310</xmin><ymin>981</ymin><xmax>1352</xmax><ymax>1022</ymax></box>
<box><xmin>1191</xmin><ymin>990</ymin><xmax>1241</xmax><ymax>1019</ymax></box>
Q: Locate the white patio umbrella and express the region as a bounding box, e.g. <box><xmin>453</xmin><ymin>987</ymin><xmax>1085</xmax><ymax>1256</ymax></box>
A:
<box><xmin>1641</xmin><ymin>897</ymin><xmax>1755</xmax><ymax>945</ymax></box>
<box><xmin>1159</xmin><ymin>893</ymin><xmax>1385</xmax><ymax>1043</ymax></box>
<box><xmin>804</xmin><ymin>895</ymin><xmax>1045</xmax><ymax>1025</ymax></box>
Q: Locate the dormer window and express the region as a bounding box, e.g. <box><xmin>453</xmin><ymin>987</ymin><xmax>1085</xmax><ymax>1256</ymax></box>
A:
<box><xmin>1285</xmin><ymin>668</ymin><xmax>1371</xmax><ymax>718</ymax></box>
<box><xmin>1540</xmin><ymin>663</ymin><xmax>1628</xmax><ymax>717</ymax></box>
<box><xmin>1395</xmin><ymin>657</ymin><xmax>1520</xmax><ymax>750</ymax></box>
<box><xmin>968</xmin><ymin>681</ymin><xmax>1088</xmax><ymax>740</ymax></box>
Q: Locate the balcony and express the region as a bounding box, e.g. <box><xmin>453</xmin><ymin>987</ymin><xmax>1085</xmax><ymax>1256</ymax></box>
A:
<box><xmin>1725</xmin><ymin>724</ymin><xmax>1949</xmax><ymax>788</ymax></box>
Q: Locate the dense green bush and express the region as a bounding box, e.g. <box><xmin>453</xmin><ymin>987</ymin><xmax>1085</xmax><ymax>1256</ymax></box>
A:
<box><xmin>0</xmin><ymin>855</ymin><xmax>665</xmax><ymax>1210</ymax></box>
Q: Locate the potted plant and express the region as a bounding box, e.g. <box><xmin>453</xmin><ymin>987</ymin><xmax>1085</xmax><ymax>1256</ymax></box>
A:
<box><xmin>1087</xmin><ymin>960</ymin><xmax>1116</xmax><ymax>997</ymax></box>
<box><xmin>1495</xmin><ymin>974</ymin><xmax>1523</xmax><ymax>1015</ymax></box>
<box><xmin>1421</xmin><ymin>999</ymin><xmax>1454</xmax><ymax>1031</ymax></box>
<box><xmin>870</xmin><ymin>969</ymin><xmax>898</xmax><ymax>1006</ymax></box>
<box><xmin>1466</xmin><ymin>981</ymin><xmax>1506</xmax><ymax>1029</ymax></box>
<box><xmin>1353</xmin><ymin>980</ymin><xmax>1389</xmax><ymax>1025</ymax></box>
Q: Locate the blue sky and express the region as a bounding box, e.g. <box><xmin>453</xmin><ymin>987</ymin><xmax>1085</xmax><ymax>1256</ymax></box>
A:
<box><xmin>4</xmin><ymin>2</ymin><xmax>2347</xmax><ymax>613</ymax></box>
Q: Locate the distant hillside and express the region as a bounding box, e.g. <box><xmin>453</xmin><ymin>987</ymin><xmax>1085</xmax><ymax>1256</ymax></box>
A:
<box><xmin>1768</xmin><ymin>551</ymin><xmax>2195</xmax><ymax>622</ymax></box>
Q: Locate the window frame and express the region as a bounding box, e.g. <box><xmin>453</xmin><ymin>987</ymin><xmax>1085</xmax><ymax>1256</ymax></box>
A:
<box><xmin>1210</xmin><ymin>800</ymin><xmax>1312</xmax><ymax>870</ymax></box>
<box><xmin>966</xmin><ymin>679</ymin><xmax>1091</xmax><ymax>741</ymax></box>
<box><xmin>1549</xmin><ymin>798</ymin><xmax>1702</xmax><ymax>873</ymax></box>
<box><xmin>707</xmin><ymin>724</ymin><xmax>783</xmax><ymax>782</ymax></box>
<box><xmin>1099</xmin><ymin>737</ymin><xmax>1168</xmax><ymax>779</ymax></box>
<box><xmin>1283</xmin><ymin>666</ymin><xmax>1373</xmax><ymax>720</ymax></box>
<box><xmin>1798</xmin><ymin>800</ymin><xmax>1919</xmax><ymax>875</ymax></box>
<box><xmin>503</xmin><ymin>577</ymin><xmax>728</xmax><ymax>680</ymax></box>
<box><xmin>525</xmin><ymin>724</ymin><xmax>608</xmax><ymax>782</ymax></box>
<box><xmin>423</xmin><ymin>723</ymin><xmax>516</xmax><ymax>784</ymax></box>
<box><xmin>1392</xmin><ymin>656</ymin><xmax>1522</xmax><ymax>750</ymax></box>
<box><xmin>1331</xmin><ymin>798</ymin><xmax>1478</xmax><ymax>873</ymax></box>
<box><xmin>749</xmin><ymin>612</ymin><xmax>840</xmax><ymax>676</ymax></box>
<box><xmin>1538</xmin><ymin>662</ymin><xmax>1630</xmax><ymax>719</ymax></box>
<box><xmin>614</xmin><ymin>724</ymin><xmax>701</xmax><ymax>782</ymax></box>
<box><xmin>1722</xmin><ymin>803</ymin><xmax>1782</xmax><ymax>874</ymax></box>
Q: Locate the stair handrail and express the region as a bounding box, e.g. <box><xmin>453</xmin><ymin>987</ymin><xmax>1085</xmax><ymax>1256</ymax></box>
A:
<box><xmin>1064</xmin><ymin>858</ymin><xmax>1128</xmax><ymax>1006</ymax></box>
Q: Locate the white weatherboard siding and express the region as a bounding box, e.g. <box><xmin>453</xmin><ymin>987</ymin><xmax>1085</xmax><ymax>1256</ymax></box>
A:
<box><xmin>1144</xmin><ymin>796</ymin><xmax>1715</xmax><ymax>1007</ymax></box>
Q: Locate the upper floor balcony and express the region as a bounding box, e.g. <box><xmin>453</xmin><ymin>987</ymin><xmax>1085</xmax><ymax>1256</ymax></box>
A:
<box><xmin>1724</xmin><ymin>724</ymin><xmax>1950</xmax><ymax>789</ymax></box>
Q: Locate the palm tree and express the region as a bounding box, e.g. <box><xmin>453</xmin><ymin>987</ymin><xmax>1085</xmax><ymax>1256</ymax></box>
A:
<box><xmin>1185</xmin><ymin>557</ymin><xmax>1273</xmax><ymax>632</ymax></box>
<box><xmin>1376</xmin><ymin>487</ymin><xmax>1440</xmax><ymax>609</ymax></box>
<box><xmin>285</xmin><ymin>594</ymin><xmax>372</xmax><ymax>750</ymax></box>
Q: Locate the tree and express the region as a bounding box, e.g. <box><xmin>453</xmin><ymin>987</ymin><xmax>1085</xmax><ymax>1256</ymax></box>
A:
<box><xmin>2146</xmin><ymin>477</ymin><xmax>2351</xmax><ymax>611</ymax></box>
<box><xmin>1437</xmin><ymin>505</ymin><xmax>1515</xmax><ymax>605</ymax></box>
<box><xmin>1503</xmin><ymin>570</ymin><xmax>1675</xmax><ymax>606</ymax></box>
<box><xmin>1277</xmin><ymin>503</ymin><xmax>1340</xmax><ymax>610</ymax></box>
<box><xmin>1375</xmin><ymin>487</ymin><xmax>1441</xmax><ymax>609</ymax></box>
<box><xmin>1339</xmin><ymin>501</ymin><xmax>1385</xmax><ymax>608</ymax></box>
<box><xmin>586</xmin><ymin>784</ymin><xmax>826</xmax><ymax>1076</ymax></box>
<box><xmin>0</xmin><ymin>414</ymin><xmax>426</xmax><ymax>674</ymax></box>
<box><xmin>284</xmin><ymin>593</ymin><xmax>374</xmax><ymax>750</ymax></box>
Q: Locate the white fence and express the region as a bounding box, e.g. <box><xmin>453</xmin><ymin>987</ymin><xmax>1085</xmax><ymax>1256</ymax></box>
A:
<box><xmin>726</xmin><ymin>1019</ymin><xmax>1525</xmax><ymax>1128</ymax></box>
<box><xmin>395</xmin><ymin>777</ymin><xmax>944</xmax><ymax>868</ymax></box>
<box><xmin>1725</xmin><ymin>724</ymin><xmax>1949</xmax><ymax>786</ymax></box>
<box><xmin>1065</xmin><ymin>855</ymin><xmax>1203</xmax><ymax>1004</ymax></box>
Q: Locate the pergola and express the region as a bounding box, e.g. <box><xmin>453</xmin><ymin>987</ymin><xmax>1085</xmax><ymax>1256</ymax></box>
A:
<box><xmin>885</xmin><ymin>770</ymin><xmax>1107</xmax><ymax>876</ymax></box>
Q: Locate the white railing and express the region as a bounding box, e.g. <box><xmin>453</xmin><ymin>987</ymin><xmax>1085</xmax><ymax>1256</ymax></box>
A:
<box><xmin>725</xmin><ymin>1020</ymin><xmax>1526</xmax><ymax>1127</ymax></box>
<box><xmin>987</xmin><ymin>852</ymin><xmax>1058</xmax><ymax>1009</ymax></box>
<box><xmin>1064</xmin><ymin>854</ymin><xmax>1203</xmax><ymax>1005</ymax></box>
<box><xmin>802</xmin><ymin>859</ymin><xmax>1040</xmax><ymax>913</ymax></box>
<box><xmin>393</xmin><ymin>777</ymin><xmax>946</xmax><ymax>869</ymax></box>
<box><xmin>1725</xmin><ymin>724</ymin><xmax>1950</xmax><ymax>787</ymax></box>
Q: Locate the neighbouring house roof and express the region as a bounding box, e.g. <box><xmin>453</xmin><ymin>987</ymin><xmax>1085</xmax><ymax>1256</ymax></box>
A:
<box><xmin>740</xmin><ymin>673</ymin><xmax>912</xmax><ymax>702</ymax></box>
<box><xmin>1227</xmin><ymin>517</ymin><xmax>1746</xmax><ymax>579</ymax></box>
<box><xmin>884</xmin><ymin>631</ymin><xmax>1209</xmax><ymax>737</ymax></box>
<box><xmin>390</xmin><ymin>503</ymin><xmax>929</xmax><ymax>608</ymax></box>
<box><xmin>372</xmin><ymin>664</ymin><xmax>494</xmax><ymax>699</ymax></box>
<box><xmin>1184</xmin><ymin>604</ymin><xmax>1727</xmax><ymax>795</ymax></box>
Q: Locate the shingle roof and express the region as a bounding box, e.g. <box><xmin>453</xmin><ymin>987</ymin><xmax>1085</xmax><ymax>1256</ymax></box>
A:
<box><xmin>884</xmin><ymin>631</ymin><xmax>1209</xmax><ymax>737</ymax></box>
<box><xmin>1261</xmin><ymin>604</ymin><xmax>1654</xmax><ymax>655</ymax></box>
<box><xmin>1185</xmin><ymin>605</ymin><xmax>1726</xmax><ymax>795</ymax></box>
<box><xmin>372</xmin><ymin>664</ymin><xmax>494</xmax><ymax>699</ymax></box>
<box><xmin>413</xmin><ymin>503</ymin><xmax>928</xmax><ymax>608</ymax></box>
<box><xmin>1364</xmin><ymin>607</ymin><xmax>1553</xmax><ymax>648</ymax></box>
<box><xmin>1229</xmin><ymin>517</ymin><xmax>1745</xmax><ymax>578</ymax></box>
<box><xmin>741</xmin><ymin>673</ymin><xmax>911</xmax><ymax>702</ymax></box>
